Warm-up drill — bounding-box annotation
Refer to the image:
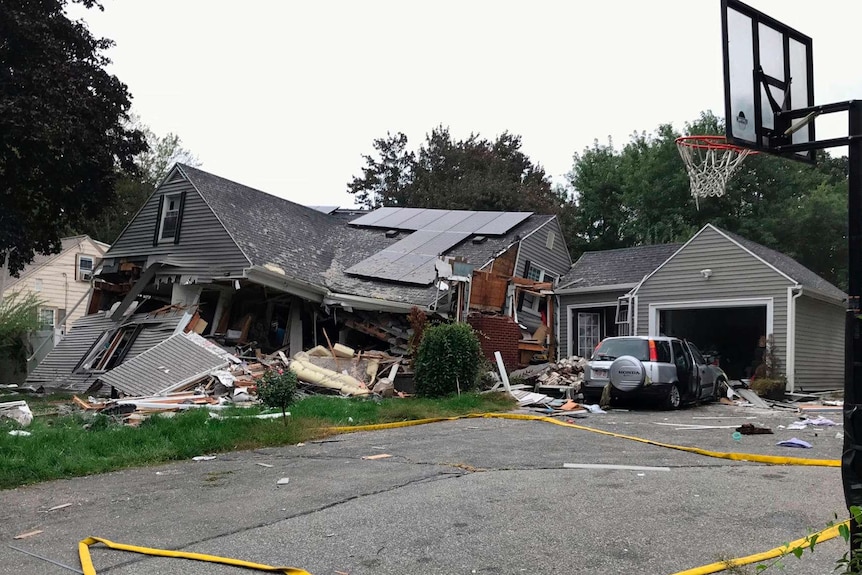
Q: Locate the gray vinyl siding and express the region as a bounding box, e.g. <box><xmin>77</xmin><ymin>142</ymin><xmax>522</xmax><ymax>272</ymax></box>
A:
<box><xmin>793</xmin><ymin>295</ymin><xmax>845</xmax><ymax>391</ymax></box>
<box><xmin>515</xmin><ymin>218</ymin><xmax>573</xmax><ymax>332</ymax></box>
<box><xmin>26</xmin><ymin>311</ymin><xmax>115</xmax><ymax>391</ymax></box>
<box><xmin>105</xmin><ymin>176</ymin><xmax>251</xmax><ymax>277</ymax></box>
<box><xmin>558</xmin><ymin>290</ymin><xmax>628</xmax><ymax>357</ymax></box>
<box><xmin>514</xmin><ymin>218</ymin><xmax>572</xmax><ymax>280</ymax></box>
<box><xmin>635</xmin><ymin>226</ymin><xmax>793</xmax><ymax>369</ymax></box>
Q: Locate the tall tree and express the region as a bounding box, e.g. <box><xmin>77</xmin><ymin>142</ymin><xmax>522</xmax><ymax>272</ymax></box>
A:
<box><xmin>0</xmin><ymin>0</ymin><xmax>146</xmax><ymax>275</ymax></box>
<box><xmin>73</xmin><ymin>119</ymin><xmax>199</xmax><ymax>243</ymax></box>
<box><xmin>348</xmin><ymin>126</ymin><xmax>564</xmax><ymax>215</ymax></box>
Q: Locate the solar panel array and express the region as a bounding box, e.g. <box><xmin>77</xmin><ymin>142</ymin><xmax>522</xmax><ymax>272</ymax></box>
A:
<box><xmin>346</xmin><ymin>208</ymin><xmax>533</xmax><ymax>285</ymax></box>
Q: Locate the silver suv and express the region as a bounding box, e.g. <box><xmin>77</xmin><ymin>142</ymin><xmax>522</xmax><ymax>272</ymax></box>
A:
<box><xmin>583</xmin><ymin>336</ymin><xmax>727</xmax><ymax>409</ymax></box>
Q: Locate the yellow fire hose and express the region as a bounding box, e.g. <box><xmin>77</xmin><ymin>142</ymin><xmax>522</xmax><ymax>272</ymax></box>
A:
<box><xmin>78</xmin><ymin>536</ymin><xmax>311</xmax><ymax>575</ymax></box>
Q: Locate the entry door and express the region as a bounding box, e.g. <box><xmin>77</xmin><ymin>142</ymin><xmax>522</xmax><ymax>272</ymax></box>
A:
<box><xmin>577</xmin><ymin>312</ymin><xmax>602</xmax><ymax>358</ymax></box>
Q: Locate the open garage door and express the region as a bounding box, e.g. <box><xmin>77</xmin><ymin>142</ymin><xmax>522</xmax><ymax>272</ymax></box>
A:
<box><xmin>658</xmin><ymin>306</ymin><xmax>766</xmax><ymax>379</ymax></box>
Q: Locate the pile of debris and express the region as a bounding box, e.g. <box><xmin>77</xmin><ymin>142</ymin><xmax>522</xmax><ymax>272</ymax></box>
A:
<box><xmin>69</xmin><ymin>340</ymin><xmax>404</xmax><ymax>426</ymax></box>
<box><xmin>509</xmin><ymin>356</ymin><xmax>587</xmax><ymax>397</ymax></box>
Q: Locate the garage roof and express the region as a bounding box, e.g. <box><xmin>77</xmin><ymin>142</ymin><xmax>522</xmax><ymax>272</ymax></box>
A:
<box><xmin>558</xmin><ymin>244</ymin><xmax>682</xmax><ymax>290</ymax></box>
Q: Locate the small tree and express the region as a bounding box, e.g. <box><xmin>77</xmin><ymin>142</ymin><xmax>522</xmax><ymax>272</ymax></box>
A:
<box><xmin>414</xmin><ymin>323</ymin><xmax>481</xmax><ymax>398</ymax></box>
<box><xmin>256</xmin><ymin>369</ymin><xmax>298</xmax><ymax>424</ymax></box>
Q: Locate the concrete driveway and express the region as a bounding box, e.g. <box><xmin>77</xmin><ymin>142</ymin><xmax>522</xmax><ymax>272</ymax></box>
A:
<box><xmin>0</xmin><ymin>402</ymin><xmax>847</xmax><ymax>575</ymax></box>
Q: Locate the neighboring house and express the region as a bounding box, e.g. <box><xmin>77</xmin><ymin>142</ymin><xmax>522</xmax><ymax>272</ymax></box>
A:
<box><xmin>1</xmin><ymin>235</ymin><xmax>109</xmax><ymax>332</ymax></box>
<box><xmin>557</xmin><ymin>224</ymin><xmax>845</xmax><ymax>392</ymax></box>
<box><xmin>30</xmin><ymin>164</ymin><xmax>570</xmax><ymax>393</ymax></box>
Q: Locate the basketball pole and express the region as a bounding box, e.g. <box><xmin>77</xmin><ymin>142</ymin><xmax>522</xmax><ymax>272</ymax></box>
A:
<box><xmin>844</xmin><ymin>99</ymin><xmax>862</xmax><ymax>564</ymax></box>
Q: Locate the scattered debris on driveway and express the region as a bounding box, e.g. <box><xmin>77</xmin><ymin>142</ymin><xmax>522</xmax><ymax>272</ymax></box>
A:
<box><xmin>777</xmin><ymin>438</ymin><xmax>813</xmax><ymax>449</ymax></box>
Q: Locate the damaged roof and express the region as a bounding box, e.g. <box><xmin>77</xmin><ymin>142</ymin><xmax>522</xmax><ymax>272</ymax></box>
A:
<box><xmin>559</xmin><ymin>244</ymin><xmax>682</xmax><ymax>290</ymax></box>
<box><xmin>25</xmin><ymin>308</ymin><xmax>190</xmax><ymax>392</ymax></box>
<box><xmin>176</xmin><ymin>164</ymin><xmax>556</xmax><ymax>307</ymax></box>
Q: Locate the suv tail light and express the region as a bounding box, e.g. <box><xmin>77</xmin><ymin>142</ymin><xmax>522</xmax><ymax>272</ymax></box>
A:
<box><xmin>648</xmin><ymin>339</ymin><xmax>658</xmax><ymax>362</ymax></box>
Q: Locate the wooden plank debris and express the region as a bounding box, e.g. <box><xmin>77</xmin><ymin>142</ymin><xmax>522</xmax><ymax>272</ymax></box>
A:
<box><xmin>362</xmin><ymin>454</ymin><xmax>392</xmax><ymax>460</ymax></box>
<box><xmin>13</xmin><ymin>530</ymin><xmax>44</xmax><ymax>540</ymax></box>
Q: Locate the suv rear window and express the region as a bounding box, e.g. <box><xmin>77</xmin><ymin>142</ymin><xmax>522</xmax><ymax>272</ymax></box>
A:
<box><xmin>593</xmin><ymin>339</ymin><xmax>649</xmax><ymax>361</ymax></box>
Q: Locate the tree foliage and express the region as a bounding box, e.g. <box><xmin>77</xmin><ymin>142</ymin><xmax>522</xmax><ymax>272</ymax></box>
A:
<box><xmin>0</xmin><ymin>0</ymin><xmax>147</xmax><ymax>274</ymax></box>
<box><xmin>567</xmin><ymin>111</ymin><xmax>848</xmax><ymax>289</ymax></box>
<box><xmin>348</xmin><ymin>126</ymin><xmax>565</xmax><ymax>214</ymax></box>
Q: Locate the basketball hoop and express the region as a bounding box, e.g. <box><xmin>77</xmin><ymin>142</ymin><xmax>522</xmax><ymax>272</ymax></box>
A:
<box><xmin>676</xmin><ymin>135</ymin><xmax>756</xmax><ymax>208</ymax></box>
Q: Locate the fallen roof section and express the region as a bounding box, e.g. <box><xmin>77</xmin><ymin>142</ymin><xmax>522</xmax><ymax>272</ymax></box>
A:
<box><xmin>95</xmin><ymin>332</ymin><xmax>233</xmax><ymax>397</ymax></box>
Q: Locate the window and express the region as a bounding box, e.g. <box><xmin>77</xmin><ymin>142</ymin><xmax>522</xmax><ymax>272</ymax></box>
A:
<box><xmin>522</xmin><ymin>263</ymin><xmax>556</xmax><ymax>313</ymax></box>
<box><xmin>546</xmin><ymin>231</ymin><xmax>556</xmax><ymax>251</ymax></box>
<box><xmin>577</xmin><ymin>312</ymin><xmax>601</xmax><ymax>358</ymax></box>
<box><xmin>77</xmin><ymin>255</ymin><xmax>94</xmax><ymax>282</ymax></box>
<box><xmin>159</xmin><ymin>193</ymin><xmax>182</xmax><ymax>241</ymax></box>
<box><xmin>38</xmin><ymin>308</ymin><xmax>55</xmax><ymax>330</ymax></box>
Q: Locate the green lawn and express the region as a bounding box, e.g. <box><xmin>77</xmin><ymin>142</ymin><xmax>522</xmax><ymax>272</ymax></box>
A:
<box><xmin>0</xmin><ymin>392</ymin><xmax>515</xmax><ymax>489</ymax></box>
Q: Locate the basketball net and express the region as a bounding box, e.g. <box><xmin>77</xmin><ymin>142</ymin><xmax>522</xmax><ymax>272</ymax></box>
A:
<box><xmin>676</xmin><ymin>136</ymin><xmax>755</xmax><ymax>209</ymax></box>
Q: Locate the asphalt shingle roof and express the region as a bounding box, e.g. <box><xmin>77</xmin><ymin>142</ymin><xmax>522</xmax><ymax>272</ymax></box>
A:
<box><xmin>178</xmin><ymin>165</ymin><xmax>555</xmax><ymax>307</ymax></box>
<box><xmin>559</xmin><ymin>244</ymin><xmax>682</xmax><ymax>289</ymax></box>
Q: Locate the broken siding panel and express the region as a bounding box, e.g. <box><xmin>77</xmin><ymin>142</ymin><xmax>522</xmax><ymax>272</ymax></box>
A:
<box><xmin>558</xmin><ymin>289</ymin><xmax>629</xmax><ymax>359</ymax></box>
<box><xmin>634</xmin><ymin>226</ymin><xmax>792</xmax><ymax>365</ymax></box>
<box><xmin>105</xmin><ymin>179</ymin><xmax>250</xmax><ymax>276</ymax></box>
<box><xmin>793</xmin><ymin>295</ymin><xmax>844</xmax><ymax>391</ymax></box>
<box><xmin>26</xmin><ymin>312</ymin><xmax>114</xmax><ymax>391</ymax></box>
<box><xmin>97</xmin><ymin>333</ymin><xmax>227</xmax><ymax>397</ymax></box>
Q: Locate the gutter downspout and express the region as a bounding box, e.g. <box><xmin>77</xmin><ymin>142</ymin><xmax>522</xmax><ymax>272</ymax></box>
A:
<box><xmin>787</xmin><ymin>286</ymin><xmax>803</xmax><ymax>393</ymax></box>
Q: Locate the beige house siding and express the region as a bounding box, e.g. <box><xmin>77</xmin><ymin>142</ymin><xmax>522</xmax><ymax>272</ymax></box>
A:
<box><xmin>634</xmin><ymin>226</ymin><xmax>794</xmax><ymax>376</ymax></box>
<box><xmin>2</xmin><ymin>236</ymin><xmax>109</xmax><ymax>329</ymax></box>
<box><xmin>793</xmin><ymin>294</ymin><xmax>845</xmax><ymax>391</ymax></box>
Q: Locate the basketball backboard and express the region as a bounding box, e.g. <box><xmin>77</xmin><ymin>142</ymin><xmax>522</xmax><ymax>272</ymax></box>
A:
<box><xmin>721</xmin><ymin>0</ymin><xmax>815</xmax><ymax>162</ymax></box>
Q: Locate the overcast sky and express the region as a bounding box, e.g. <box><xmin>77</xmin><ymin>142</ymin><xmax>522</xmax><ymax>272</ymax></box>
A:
<box><xmin>70</xmin><ymin>0</ymin><xmax>862</xmax><ymax>207</ymax></box>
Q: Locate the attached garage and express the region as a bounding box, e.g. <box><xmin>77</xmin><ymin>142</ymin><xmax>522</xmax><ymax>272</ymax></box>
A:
<box><xmin>631</xmin><ymin>224</ymin><xmax>846</xmax><ymax>392</ymax></box>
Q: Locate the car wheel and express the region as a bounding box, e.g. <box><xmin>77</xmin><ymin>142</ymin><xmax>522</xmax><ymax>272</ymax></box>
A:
<box><xmin>664</xmin><ymin>384</ymin><xmax>682</xmax><ymax>410</ymax></box>
<box><xmin>711</xmin><ymin>378</ymin><xmax>726</xmax><ymax>402</ymax></box>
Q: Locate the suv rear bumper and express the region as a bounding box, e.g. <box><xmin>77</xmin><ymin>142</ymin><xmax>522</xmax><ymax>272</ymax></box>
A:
<box><xmin>582</xmin><ymin>381</ymin><xmax>673</xmax><ymax>400</ymax></box>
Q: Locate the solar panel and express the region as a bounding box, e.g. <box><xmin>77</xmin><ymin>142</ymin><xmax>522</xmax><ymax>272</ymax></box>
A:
<box><xmin>423</xmin><ymin>210</ymin><xmax>476</xmax><ymax>231</ymax></box>
<box><xmin>395</xmin><ymin>209</ymin><xmax>448</xmax><ymax>230</ymax></box>
<box><xmin>447</xmin><ymin>211</ymin><xmax>504</xmax><ymax>233</ymax></box>
<box><xmin>345</xmin><ymin>207</ymin><xmax>535</xmax><ymax>284</ymax></box>
<box><xmin>348</xmin><ymin>206</ymin><xmax>401</xmax><ymax>227</ymax></box>
<box><xmin>477</xmin><ymin>212</ymin><xmax>533</xmax><ymax>235</ymax></box>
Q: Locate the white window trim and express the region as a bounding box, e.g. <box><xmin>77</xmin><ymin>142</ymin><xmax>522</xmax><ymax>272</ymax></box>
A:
<box><xmin>546</xmin><ymin>231</ymin><xmax>556</xmax><ymax>251</ymax></box>
<box><xmin>647</xmin><ymin>297</ymin><xmax>774</xmax><ymax>338</ymax></box>
<box><xmin>77</xmin><ymin>254</ymin><xmax>95</xmax><ymax>282</ymax></box>
<box><xmin>566</xmin><ymin>302</ymin><xmax>617</xmax><ymax>358</ymax></box>
<box><xmin>158</xmin><ymin>193</ymin><xmax>183</xmax><ymax>243</ymax></box>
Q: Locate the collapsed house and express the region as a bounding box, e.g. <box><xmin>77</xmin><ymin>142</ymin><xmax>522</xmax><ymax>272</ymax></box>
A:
<box><xmin>28</xmin><ymin>164</ymin><xmax>571</xmax><ymax>395</ymax></box>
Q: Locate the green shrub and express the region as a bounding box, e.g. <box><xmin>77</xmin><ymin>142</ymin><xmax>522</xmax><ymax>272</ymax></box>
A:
<box><xmin>256</xmin><ymin>369</ymin><xmax>298</xmax><ymax>424</ymax></box>
<box><xmin>414</xmin><ymin>322</ymin><xmax>482</xmax><ymax>398</ymax></box>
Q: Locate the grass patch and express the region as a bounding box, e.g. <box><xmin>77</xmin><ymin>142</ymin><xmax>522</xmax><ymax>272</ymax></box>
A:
<box><xmin>0</xmin><ymin>392</ymin><xmax>514</xmax><ymax>489</ymax></box>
